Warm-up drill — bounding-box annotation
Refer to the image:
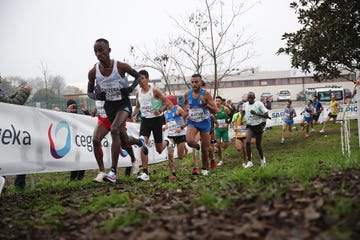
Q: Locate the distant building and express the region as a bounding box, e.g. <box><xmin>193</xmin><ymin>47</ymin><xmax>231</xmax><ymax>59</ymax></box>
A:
<box><xmin>163</xmin><ymin>70</ymin><xmax>357</xmax><ymax>102</ymax></box>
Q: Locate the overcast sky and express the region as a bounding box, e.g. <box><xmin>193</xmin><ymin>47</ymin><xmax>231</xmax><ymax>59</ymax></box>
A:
<box><xmin>0</xmin><ymin>0</ymin><xmax>299</xmax><ymax>89</ymax></box>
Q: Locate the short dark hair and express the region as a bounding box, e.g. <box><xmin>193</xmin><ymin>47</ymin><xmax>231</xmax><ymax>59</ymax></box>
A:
<box><xmin>216</xmin><ymin>96</ymin><xmax>223</xmax><ymax>101</ymax></box>
<box><xmin>287</xmin><ymin>99</ymin><xmax>292</xmax><ymax>104</ymax></box>
<box><xmin>191</xmin><ymin>73</ymin><xmax>202</xmax><ymax>79</ymax></box>
<box><xmin>139</xmin><ymin>70</ymin><xmax>149</xmax><ymax>79</ymax></box>
<box><xmin>95</xmin><ymin>38</ymin><xmax>109</xmax><ymax>47</ymax></box>
<box><xmin>248</xmin><ymin>91</ymin><xmax>255</xmax><ymax>98</ymax></box>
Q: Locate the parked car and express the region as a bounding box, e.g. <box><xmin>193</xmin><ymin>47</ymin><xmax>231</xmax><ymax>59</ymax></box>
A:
<box><xmin>260</xmin><ymin>92</ymin><xmax>273</xmax><ymax>102</ymax></box>
<box><xmin>344</xmin><ymin>88</ymin><xmax>352</xmax><ymax>99</ymax></box>
<box><xmin>277</xmin><ymin>89</ymin><xmax>291</xmax><ymax>101</ymax></box>
<box><xmin>296</xmin><ymin>91</ymin><xmax>306</xmax><ymax>101</ymax></box>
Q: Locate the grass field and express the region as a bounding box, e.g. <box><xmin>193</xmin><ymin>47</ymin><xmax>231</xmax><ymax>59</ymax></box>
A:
<box><xmin>0</xmin><ymin>120</ymin><xmax>359</xmax><ymax>239</ymax></box>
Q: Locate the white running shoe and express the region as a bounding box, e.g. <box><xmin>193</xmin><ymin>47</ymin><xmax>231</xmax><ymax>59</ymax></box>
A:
<box><xmin>0</xmin><ymin>176</ymin><xmax>5</xmax><ymax>195</ymax></box>
<box><xmin>132</xmin><ymin>159</ymin><xmax>140</xmax><ymax>175</ymax></box>
<box><xmin>261</xmin><ymin>157</ymin><xmax>266</xmax><ymax>167</ymax></box>
<box><xmin>244</xmin><ymin>161</ymin><xmax>254</xmax><ymax>168</ymax></box>
<box><xmin>242</xmin><ymin>163</ymin><xmax>247</xmax><ymax>168</ymax></box>
<box><xmin>103</xmin><ymin>170</ymin><xmax>117</xmax><ymax>183</ymax></box>
<box><xmin>93</xmin><ymin>172</ymin><xmax>106</xmax><ymax>183</ymax></box>
<box><xmin>217</xmin><ymin>160</ymin><xmax>224</xmax><ymax>166</ymax></box>
<box><xmin>137</xmin><ymin>172</ymin><xmax>150</xmax><ymax>181</ymax></box>
<box><xmin>319</xmin><ymin>129</ymin><xmax>325</xmax><ymax>134</ymax></box>
<box><xmin>201</xmin><ymin>169</ymin><xmax>210</xmax><ymax>176</ymax></box>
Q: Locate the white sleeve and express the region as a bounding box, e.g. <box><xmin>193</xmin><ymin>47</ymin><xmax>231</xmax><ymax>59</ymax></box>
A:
<box><xmin>259</xmin><ymin>102</ymin><xmax>269</xmax><ymax>114</ymax></box>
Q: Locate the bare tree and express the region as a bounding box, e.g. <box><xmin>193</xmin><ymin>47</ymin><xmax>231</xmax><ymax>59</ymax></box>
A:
<box><xmin>49</xmin><ymin>75</ymin><xmax>66</xmax><ymax>98</ymax></box>
<box><xmin>130</xmin><ymin>43</ymin><xmax>180</xmax><ymax>95</ymax></box>
<box><xmin>39</xmin><ymin>61</ymin><xmax>50</xmax><ymax>108</ymax></box>
<box><xmin>172</xmin><ymin>0</ymin><xmax>255</xmax><ymax>98</ymax></box>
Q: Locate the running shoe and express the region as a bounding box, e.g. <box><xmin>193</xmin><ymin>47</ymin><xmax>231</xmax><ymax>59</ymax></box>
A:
<box><xmin>170</xmin><ymin>175</ymin><xmax>177</xmax><ymax>180</ymax></box>
<box><xmin>0</xmin><ymin>176</ymin><xmax>5</xmax><ymax>196</ymax></box>
<box><xmin>319</xmin><ymin>129</ymin><xmax>325</xmax><ymax>134</ymax></box>
<box><xmin>244</xmin><ymin>161</ymin><xmax>254</xmax><ymax>169</ymax></box>
<box><xmin>242</xmin><ymin>163</ymin><xmax>247</xmax><ymax>168</ymax></box>
<box><xmin>192</xmin><ymin>167</ymin><xmax>200</xmax><ymax>175</ymax></box>
<box><xmin>132</xmin><ymin>159</ymin><xmax>140</xmax><ymax>175</ymax></box>
<box><xmin>310</xmin><ymin>128</ymin><xmax>315</xmax><ymax>133</ymax></box>
<box><xmin>138</xmin><ymin>136</ymin><xmax>149</xmax><ymax>155</ymax></box>
<box><xmin>217</xmin><ymin>160</ymin><xmax>224</xmax><ymax>166</ymax></box>
<box><xmin>210</xmin><ymin>159</ymin><xmax>216</xmax><ymax>169</ymax></box>
<box><xmin>260</xmin><ymin>157</ymin><xmax>266</xmax><ymax>167</ymax></box>
<box><xmin>103</xmin><ymin>170</ymin><xmax>117</xmax><ymax>183</ymax></box>
<box><xmin>93</xmin><ymin>171</ymin><xmax>106</xmax><ymax>183</ymax></box>
<box><xmin>201</xmin><ymin>169</ymin><xmax>210</xmax><ymax>176</ymax></box>
<box><xmin>137</xmin><ymin>172</ymin><xmax>150</xmax><ymax>181</ymax></box>
<box><xmin>280</xmin><ymin>138</ymin><xmax>285</xmax><ymax>144</ymax></box>
<box><xmin>305</xmin><ymin>133</ymin><xmax>310</xmax><ymax>138</ymax></box>
<box><xmin>120</xmin><ymin>149</ymin><xmax>128</xmax><ymax>157</ymax></box>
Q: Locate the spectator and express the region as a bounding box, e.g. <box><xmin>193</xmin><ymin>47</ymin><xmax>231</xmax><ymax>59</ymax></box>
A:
<box><xmin>0</xmin><ymin>76</ymin><xmax>32</xmax><ymax>192</ymax></box>
<box><xmin>66</xmin><ymin>99</ymin><xmax>86</xmax><ymax>181</ymax></box>
<box><xmin>265</xmin><ymin>96</ymin><xmax>272</xmax><ymax>110</ymax></box>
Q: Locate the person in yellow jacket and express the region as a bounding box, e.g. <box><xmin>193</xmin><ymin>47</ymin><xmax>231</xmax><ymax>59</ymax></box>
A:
<box><xmin>231</xmin><ymin>102</ymin><xmax>248</xmax><ymax>167</ymax></box>
<box><xmin>320</xmin><ymin>94</ymin><xmax>340</xmax><ymax>134</ymax></box>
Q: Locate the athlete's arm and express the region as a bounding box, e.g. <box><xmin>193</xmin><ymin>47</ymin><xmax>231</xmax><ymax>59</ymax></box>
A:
<box><xmin>87</xmin><ymin>68</ymin><xmax>96</xmax><ymax>100</ymax></box>
<box><xmin>176</xmin><ymin>106</ymin><xmax>187</xmax><ymax>129</ymax></box>
<box><xmin>203</xmin><ymin>91</ymin><xmax>219</xmax><ymax>114</ymax></box>
<box><xmin>211</xmin><ymin>114</ymin><xmax>219</xmax><ymax>129</ymax></box>
<box><xmin>121</xmin><ymin>63</ymin><xmax>141</xmax><ymax>94</ymax></box>
<box><xmin>292</xmin><ymin>108</ymin><xmax>297</xmax><ymax>118</ymax></box>
<box><xmin>183</xmin><ymin>91</ymin><xmax>189</xmax><ymax>119</ymax></box>
<box><xmin>87</xmin><ymin>67</ymin><xmax>106</xmax><ymax>100</ymax></box>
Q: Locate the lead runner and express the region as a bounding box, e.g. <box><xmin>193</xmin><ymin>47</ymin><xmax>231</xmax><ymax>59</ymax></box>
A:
<box><xmin>87</xmin><ymin>38</ymin><xmax>147</xmax><ymax>183</ymax></box>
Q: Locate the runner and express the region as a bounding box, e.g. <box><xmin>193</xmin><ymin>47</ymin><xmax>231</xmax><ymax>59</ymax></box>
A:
<box><xmin>132</xmin><ymin>70</ymin><xmax>173</xmax><ymax>181</ymax></box>
<box><xmin>242</xmin><ymin>92</ymin><xmax>269</xmax><ymax>168</ymax></box>
<box><xmin>320</xmin><ymin>94</ymin><xmax>340</xmax><ymax>134</ymax></box>
<box><xmin>311</xmin><ymin>96</ymin><xmax>323</xmax><ymax>132</ymax></box>
<box><xmin>164</xmin><ymin>95</ymin><xmax>187</xmax><ymax>180</ymax></box>
<box><xmin>209</xmin><ymin>114</ymin><xmax>217</xmax><ymax>169</ymax></box>
<box><xmin>231</xmin><ymin>102</ymin><xmax>247</xmax><ymax>167</ymax></box>
<box><xmin>281</xmin><ymin>100</ymin><xmax>297</xmax><ymax>144</ymax></box>
<box><xmin>183</xmin><ymin>74</ymin><xmax>218</xmax><ymax>176</ymax></box>
<box><xmin>81</xmin><ymin>101</ymin><xmax>146</xmax><ymax>183</ymax></box>
<box><xmin>214</xmin><ymin>96</ymin><xmax>231</xmax><ymax>166</ymax></box>
<box><xmin>300</xmin><ymin>100</ymin><xmax>315</xmax><ymax>138</ymax></box>
<box><xmin>87</xmin><ymin>38</ymin><xmax>145</xmax><ymax>183</ymax></box>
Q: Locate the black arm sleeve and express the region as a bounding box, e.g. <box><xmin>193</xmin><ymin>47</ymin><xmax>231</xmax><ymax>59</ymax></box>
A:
<box><xmin>87</xmin><ymin>81</ymin><xmax>106</xmax><ymax>100</ymax></box>
<box><xmin>87</xmin><ymin>81</ymin><xmax>96</xmax><ymax>100</ymax></box>
<box><xmin>127</xmin><ymin>68</ymin><xmax>141</xmax><ymax>93</ymax></box>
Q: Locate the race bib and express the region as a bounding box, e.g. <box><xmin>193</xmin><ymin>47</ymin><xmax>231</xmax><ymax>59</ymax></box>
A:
<box><xmin>189</xmin><ymin>108</ymin><xmax>206</xmax><ymax>122</ymax></box>
<box><xmin>167</xmin><ymin>120</ymin><xmax>177</xmax><ymax>133</ymax></box>
<box><xmin>217</xmin><ymin>119</ymin><xmax>226</xmax><ymax>128</ymax></box>
<box><xmin>141</xmin><ymin>102</ymin><xmax>153</xmax><ymax>117</ymax></box>
<box><xmin>101</xmin><ymin>82</ymin><xmax>122</xmax><ymax>101</ymax></box>
<box><xmin>304</xmin><ymin>111</ymin><xmax>310</xmax><ymax>118</ymax></box>
<box><xmin>237</xmin><ymin>125</ymin><xmax>247</xmax><ymax>134</ymax></box>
